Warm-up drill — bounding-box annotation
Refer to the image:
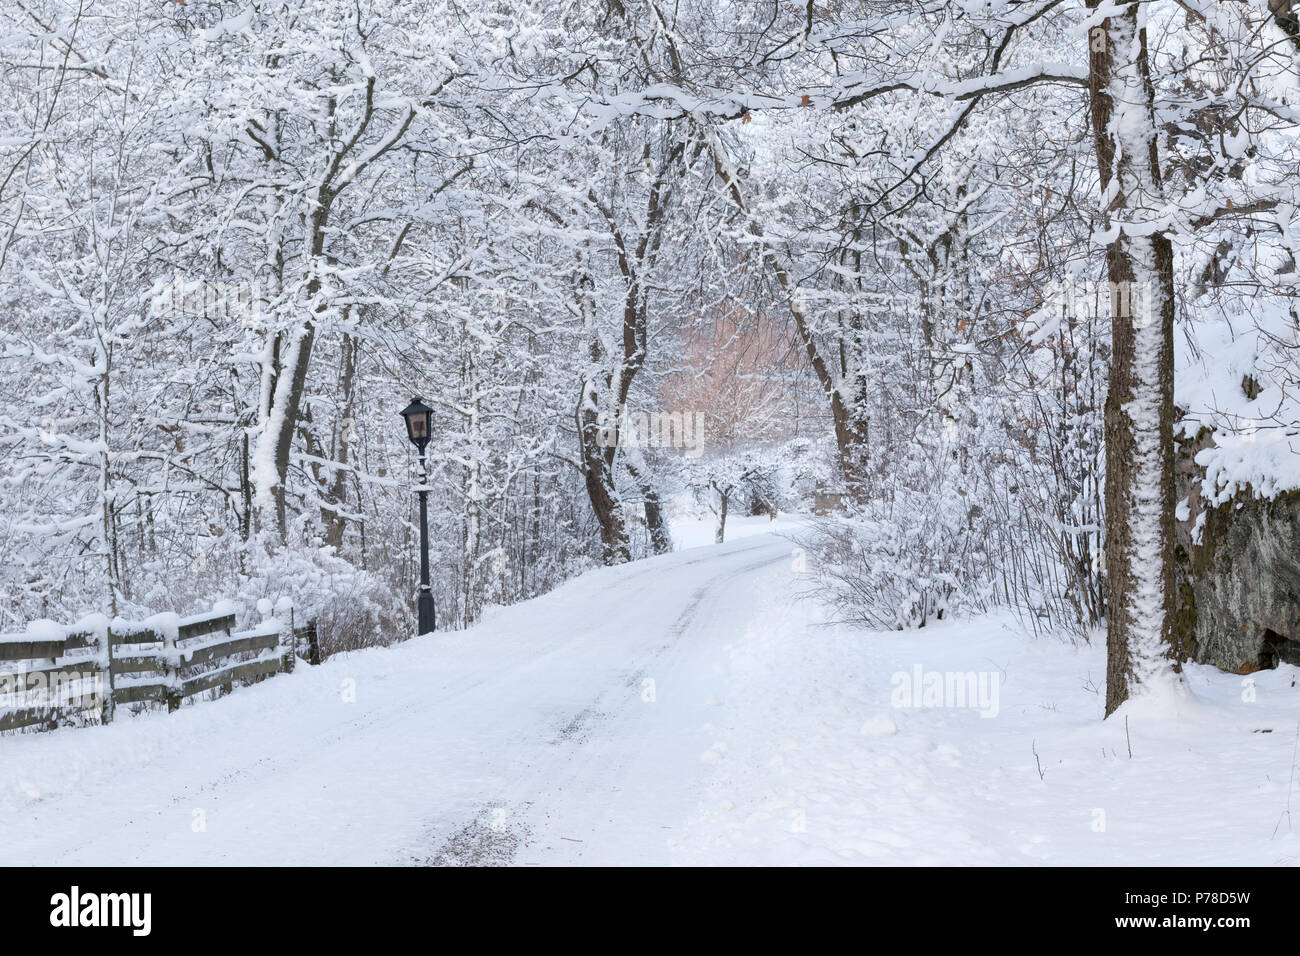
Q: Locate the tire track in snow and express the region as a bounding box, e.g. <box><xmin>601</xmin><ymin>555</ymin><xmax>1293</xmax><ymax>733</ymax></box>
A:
<box><xmin>418</xmin><ymin>542</ymin><xmax>792</xmax><ymax>865</ymax></box>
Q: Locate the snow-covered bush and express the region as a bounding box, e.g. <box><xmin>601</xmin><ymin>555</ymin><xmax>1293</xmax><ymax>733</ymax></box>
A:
<box><xmin>801</xmin><ymin>440</ymin><xmax>996</xmax><ymax>630</ymax></box>
<box><xmin>233</xmin><ymin>533</ymin><xmax>407</xmax><ymax>657</ymax></box>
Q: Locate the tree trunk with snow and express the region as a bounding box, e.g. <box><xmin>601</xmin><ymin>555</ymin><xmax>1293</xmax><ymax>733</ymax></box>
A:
<box><xmin>626</xmin><ymin>459</ymin><xmax>671</xmax><ymax>555</ymax></box>
<box><xmin>579</xmin><ymin>425</ymin><xmax>632</xmax><ymax>563</ymax></box>
<box><xmin>574</xmin><ymin>257</ymin><xmax>633</xmax><ymax>565</ymax></box>
<box><xmin>1086</xmin><ymin>1</ymin><xmax>1179</xmax><ymax>716</ymax></box>
<box><xmin>321</xmin><ymin>328</ymin><xmax>358</xmax><ymax>549</ymax></box>
<box><xmin>643</xmin><ymin>486</ymin><xmax>671</xmax><ymax>554</ymax></box>
<box><xmin>715</xmin><ymin>488</ymin><xmax>729</xmax><ymax>544</ymax></box>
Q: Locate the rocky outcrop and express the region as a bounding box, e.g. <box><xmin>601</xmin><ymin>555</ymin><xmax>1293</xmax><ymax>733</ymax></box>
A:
<box><xmin>1174</xmin><ymin>427</ymin><xmax>1300</xmax><ymax>672</ymax></box>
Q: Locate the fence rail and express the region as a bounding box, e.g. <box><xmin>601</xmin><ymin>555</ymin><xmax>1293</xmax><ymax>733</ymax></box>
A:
<box><xmin>0</xmin><ymin>606</ymin><xmax>317</xmax><ymax>735</ymax></box>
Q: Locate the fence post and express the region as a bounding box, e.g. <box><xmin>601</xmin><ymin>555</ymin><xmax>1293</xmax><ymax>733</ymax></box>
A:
<box><xmin>220</xmin><ymin>617</ymin><xmax>234</xmax><ymax>696</ymax></box>
<box><xmin>101</xmin><ymin>626</ymin><xmax>116</xmax><ymax>725</ymax></box>
<box><xmin>48</xmin><ymin>641</ymin><xmax>60</xmax><ymax>731</ymax></box>
<box><xmin>308</xmin><ymin>621</ymin><xmax>320</xmax><ymax>666</ymax></box>
<box><xmin>283</xmin><ymin>607</ymin><xmax>296</xmax><ymax>674</ymax></box>
<box><xmin>165</xmin><ymin>626</ymin><xmax>182</xmax><ymax>713</ymax></box>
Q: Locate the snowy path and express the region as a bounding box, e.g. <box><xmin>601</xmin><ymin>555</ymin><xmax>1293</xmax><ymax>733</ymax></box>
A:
<box><xmin>5</xmin><ymin>522</ymin><xmax>1300</xmax><ymax>865</ymax></box>
<box><xmin>3</xmin><ymin>531</ymin><xmax>800</xmax><ymax>865</ymax></box>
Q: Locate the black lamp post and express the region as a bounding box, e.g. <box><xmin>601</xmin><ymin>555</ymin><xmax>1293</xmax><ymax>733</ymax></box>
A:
<box><xmin>400</xmin><ymin>397</ymin><xmax>436</xmax><ymax>635</ymax></box>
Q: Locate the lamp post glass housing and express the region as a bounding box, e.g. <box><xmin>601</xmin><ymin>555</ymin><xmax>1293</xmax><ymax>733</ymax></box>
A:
<box><xmin>401</xmin><ymin>397</ymin><xmax>433</xmax><ymax>450</ymax></box>
<box><xmin>400</xmin><ymin>397</ymin><xmax>436</xmax><ymax>635</ymax></box>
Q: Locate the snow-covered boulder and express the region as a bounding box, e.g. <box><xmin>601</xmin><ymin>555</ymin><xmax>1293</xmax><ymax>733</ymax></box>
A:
<box><xmin>1174</xmin><ymin>314</ymin><xmax>1300</xmax><ymax>673</ymax></box>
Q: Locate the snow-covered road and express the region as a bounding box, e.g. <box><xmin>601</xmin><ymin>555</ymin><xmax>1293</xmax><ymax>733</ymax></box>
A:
<box><xmin>4</xmin><ymin>531</ymin><xmax>803</xmax><ymax>865</ymax></box>
<box><xmin>6</xmin><ymin>521</ymin><xmax>1300</xmax><ymax>865</ymax></box>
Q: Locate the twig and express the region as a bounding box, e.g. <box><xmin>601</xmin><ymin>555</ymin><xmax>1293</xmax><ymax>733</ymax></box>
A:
<box><xmin>1275</xmin><ymin>721</ymin><xmax>1300</xmax><ymax>838</ymax></box>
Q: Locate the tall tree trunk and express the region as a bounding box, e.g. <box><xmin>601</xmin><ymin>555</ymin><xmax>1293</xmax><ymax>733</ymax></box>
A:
<box><xmin>257</xmin><ymin>321</ymin><xmax>315</xmax><ymax>538</ymax></box>
<box><xmin>573</xmin><ymin>146</ymin><xmax>678</xmax><ymax>565</ymax></box>
<box><xmin>574</xmin><ymin>257</ymin><xmax>632</xmax><ymax>564</ymax></box>
<box><xmin>713</xmin><ymin>482</ymin><xmax>729</xmax><ymax>544</ymax></box>
<box><xmin>322</xmin><ymin>325</ymin><xmax>358</xmax><ymax>549</ymax></box>
<box><xmin>95</xmin><ymin>341</ymin><xmax>121</xmax><ymax>617</ymax></box>
<box><xmin>462</xmin><ymin>317</ymin><xmax>484</xmax><ymax>622</ymax></box>
<box><xmin>1087</xmin><ymin>0</ymin><xmax>1179</xmax><ymax>716</ymax></box>
<box><xmin>579</xmin><ymin>398</ymin><xmax>632</xmax><ymax>562</ymax></box>
<box><xmin>254</xmin><ymin>184</ymin><xmax>332</xmax><ymax>540</ymax></box>
<box><xmin>237</xmin><ymin>427</ymin><xmax>252</xmax><ymax>574</ymax></box>
<box><xmin>626</xmin><ymin>459</ymin><xmax>671</xmax><ymax>554</ymax></box>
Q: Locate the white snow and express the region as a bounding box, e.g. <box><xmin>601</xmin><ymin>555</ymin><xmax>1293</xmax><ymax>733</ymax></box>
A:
<box><xmin>670</xmin><ymin>512</ymin><xmax>803</xmax><ymax>550</ymax></box>
<box><xmin>3</xmin><ymin>530</ymin><xmax>1299</xmax><ymax>865</ymax></box>
<box><xmin>1178</xmin><ymin>293</ymin><xmax>1300</xmax><ymax>506</ymax></box>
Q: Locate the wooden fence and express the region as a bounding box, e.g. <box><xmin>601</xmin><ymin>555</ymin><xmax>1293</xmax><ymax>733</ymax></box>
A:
<box><xmin>0</xmin><ymin>607</ymin><xmax>314</xmax><ymax>735</ymax></box>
